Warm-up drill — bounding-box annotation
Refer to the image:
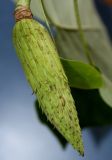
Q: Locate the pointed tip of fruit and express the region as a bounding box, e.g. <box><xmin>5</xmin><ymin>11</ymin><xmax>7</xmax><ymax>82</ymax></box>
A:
<box><xmin>78</xmin><ymin>147</ymin><xmax>84</xmax><ymax>157</ymax></box>
<box><xmin>74</xmin><ymin>142</ymin><xmax>84</xmax><ymax>157</ymax></box>
<box><xmin>79</xmin><ymin>149</ymin><xmax>84</xmax><ymax>157</ymax></box>
<box><xmin>82</xmin><ymin>152</ymin><xmax>84</xmax><ymax>157</ymax></box>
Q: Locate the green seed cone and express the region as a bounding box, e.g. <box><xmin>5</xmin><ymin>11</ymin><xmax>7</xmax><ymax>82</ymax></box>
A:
<box><xmin>13</xmin><ymin>18</ymin><xmax>84</xmax><ymax>155</ymax></box>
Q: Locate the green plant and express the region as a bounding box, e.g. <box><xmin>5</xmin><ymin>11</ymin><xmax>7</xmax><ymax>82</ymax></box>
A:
<box><xmin>12</xmin><ymin>0</ymin><xmax>112</xmax><ymax>158</ymax></box>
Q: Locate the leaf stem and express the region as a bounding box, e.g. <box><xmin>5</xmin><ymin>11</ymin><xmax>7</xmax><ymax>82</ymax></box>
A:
<box><xmin>40</xmin><ymin>0</ymin><xmax>55</xmax><ymax>43</ymax></box>
<box><xmin>74</xmin><ymin>0</ymin><xmax>94</xmax><ymax>66</ymax></box>
<box><xmin>15</xmin><ymin>0</ymin><xmax>31</xmax><ymax>10</ymax></box>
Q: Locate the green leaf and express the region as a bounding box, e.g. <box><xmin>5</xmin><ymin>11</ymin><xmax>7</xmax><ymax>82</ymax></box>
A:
<box><xmin>60</xmin><ymin>58</ymin><xmax>103</xmax><ymax>89</ymax></box>
<box><xmin>12</xmin><ymin>0</ymin><xmax>101</xmax><ymax>29</ymax></box>
<box><xmin>99</xmin><ymin>75</ymin><xmax>112</xmax><ymax>108</ymax></box>
<box><xmin>39</xmin><ymin>0</ymin><xmax>101</xmax><ymax>29</ymax></box>
<box><xmin>55</xmin><ymin>29</ymin><xmax>112</xmax><ymax>86</ymax></box>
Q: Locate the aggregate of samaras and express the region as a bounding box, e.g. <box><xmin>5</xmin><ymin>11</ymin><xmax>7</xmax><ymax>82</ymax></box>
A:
<box><xmin>13</xmin><ymin>19</ymin><xmax>84</xmax><ymax>156</ymax></box>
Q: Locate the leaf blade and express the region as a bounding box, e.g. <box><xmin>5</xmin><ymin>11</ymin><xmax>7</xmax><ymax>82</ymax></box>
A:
<box><xmin>61</xmin><ymin>58</ymin><xmax>103</xmax><ymax>89</ymax></box>
<box><xmin>99</xmin><ymin>75</ymin><xmax>112</xmax><ymax>108</ymax></box>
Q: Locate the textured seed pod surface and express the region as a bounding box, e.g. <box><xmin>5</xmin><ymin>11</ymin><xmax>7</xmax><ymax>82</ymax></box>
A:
<box><xmin>13</xmin><ymin>19</ymin><xmax>84</xmax><ymax>155</ymax></box>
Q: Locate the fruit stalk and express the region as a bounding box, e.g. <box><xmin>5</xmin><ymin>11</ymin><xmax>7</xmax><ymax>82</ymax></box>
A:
<box><xmin>16</xmin><ymin>0</ymin><xmax>31</xmax><ymax>9</ymax></box>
